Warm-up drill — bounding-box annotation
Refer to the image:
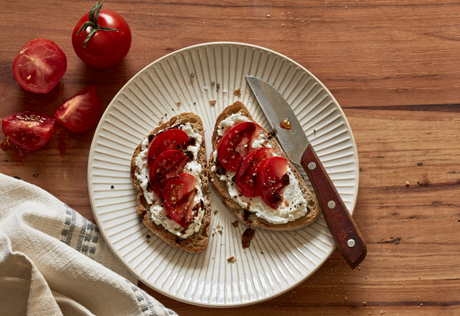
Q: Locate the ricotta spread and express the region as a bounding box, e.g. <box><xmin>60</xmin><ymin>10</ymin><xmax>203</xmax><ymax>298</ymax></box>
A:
<box><xmin>215</xmin><ymin>113</ymin><xmax>309</xmax><ymax>224</ymax></box>
<box><xmin>134</xmin><ymin>122</ymin><xmax>205</xmax><ymax>238</ymax></box>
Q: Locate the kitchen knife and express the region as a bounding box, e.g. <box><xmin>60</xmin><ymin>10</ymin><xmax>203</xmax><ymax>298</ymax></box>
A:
<box><xmin>246</xmin><ymin>76</ymin><xmax>366</xmax><ymax>269</ymax></box>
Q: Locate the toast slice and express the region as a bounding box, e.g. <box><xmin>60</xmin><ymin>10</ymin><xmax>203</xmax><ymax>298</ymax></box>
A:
<box><xmin>130</xmin><ymin>113</ymin><xmax>211</xmax><ymax>253</ymax></box>
<box><xmin>208</xmin><ymin>101</ymin><xmax>320</xmax><ymax>231</ymax></box>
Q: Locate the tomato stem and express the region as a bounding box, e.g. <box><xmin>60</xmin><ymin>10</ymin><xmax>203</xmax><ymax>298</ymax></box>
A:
<box><xmin>77</xmin><ymin>1</ymin><xmax>119</xmax><ymax>48</ymax></box>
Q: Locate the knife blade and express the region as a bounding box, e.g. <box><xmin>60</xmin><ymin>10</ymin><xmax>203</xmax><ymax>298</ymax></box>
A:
<box><xmin>246</xmin><ymin>75</ymin><xmax>367</xmax><ymax>269</ymax></box>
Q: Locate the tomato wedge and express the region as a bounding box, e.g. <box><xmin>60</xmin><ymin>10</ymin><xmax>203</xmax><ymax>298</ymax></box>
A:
<box><xmin>12</xmin><ymin>39</ymin><xmax>67</xmax><ymax>94</ymax></box>
<box><xmin>2</xmin><ymin>111</ymin><xmax>55</xmax><ymax>151</ymax></box>
<box><xmin>163</xmin><ymin>173</ymin><xmax>197</xmax><ymax>227</ymax></box>
<box><xmin>147</xmin><ymin>129</ymin><xmax>190</xmax><ymax>167</ymax></box>
<box><xmin>257</xmin><ymin>157</ymin><xmax>290</xmax><ymax>209</ymax></box>
<box><xmin>54</xmin><ymin>85</ymin><xmax>102</xmax><ymax>132</ymax></box>
<box><xmin>217</xmin><ymin>122</ymin><xmax>262</xmax><ymax>172</ymax></box>
<box><xmin>148</xmin><ymin>150</ymin><xmax>189</xmax><ymax>197</ymax></box>
<box><xmin>236</xmin><ymin>147</ymin><xmax>275</xmax><ymax>197</ymax></box>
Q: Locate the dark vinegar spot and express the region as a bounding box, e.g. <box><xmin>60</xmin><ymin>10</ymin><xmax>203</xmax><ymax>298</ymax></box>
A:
<box><xmin>242</xmin><ymin>228</ymin><xmax>255</xmax><ymax>249</ymax></box>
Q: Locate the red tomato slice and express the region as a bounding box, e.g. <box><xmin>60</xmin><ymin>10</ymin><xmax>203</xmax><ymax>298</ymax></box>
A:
<box><xmin>148</xmin><ymin>150</ymin><xmax>189</xmax><ymax>197</ymax></box>
<box><xmin>236</xmin><ymin>147</ymin><xmax>275</xmax><ymax>197</ymax></box>
<box><xmin>2</xmin><ymin>111</ymin><xmax>55</xmax><ymax>151</ymax></box>
<box><xmin>147</xmin><ymin>129</ymin><xmax>190</xmax><ymax>167</ymax></box>
<box><xmin>163</xmin><ymin>173</ymin><xmax>197</xmax><ymax>227</ymax></box>
<box><xmin>257</xmin><ymin>157</ymin><xmax>290</xmax><ymax>209</ymax></box>
<box><xmin>217</xmin><ymin>122</ymin><xmax>262</xmax><ymax>172</ymax></box>
<box><xmin>12</xmin><ymin>39</ymin><xmax>67</xmax><ymax>94</ymax></box>
<box><xmin>54</xmin><ymin>85</ymin><xmax>102</xmax><ymax>132</ymax></box>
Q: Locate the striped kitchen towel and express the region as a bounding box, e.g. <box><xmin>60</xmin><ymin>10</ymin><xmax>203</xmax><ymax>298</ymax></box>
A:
<box><xmin>0</xmin><ymin>173</ymin><xmax>177</xmax><ymax>316</ymax></box>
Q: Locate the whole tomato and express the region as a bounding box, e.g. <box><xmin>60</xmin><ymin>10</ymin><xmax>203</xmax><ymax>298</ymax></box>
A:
<box><xmin>72</xmin><ymin>1</ymin><xmax>131</xmax><ymax>68</ymax></box>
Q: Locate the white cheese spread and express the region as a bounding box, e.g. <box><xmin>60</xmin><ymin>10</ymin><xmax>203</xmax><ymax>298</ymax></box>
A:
<box><xmin>134</xmin><ymin>122</ymin><xmax>204</xmax><ymax>238</ymax></box>
<box><xmin>215</xmin><ymin>113</ymin><xmax>309</xmax><ymax>224</ymax></box>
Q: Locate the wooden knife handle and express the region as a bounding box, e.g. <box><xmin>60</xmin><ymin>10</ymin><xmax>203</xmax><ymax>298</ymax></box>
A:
<box><xmin>301</xmin><ymin>144</ymin><xmax>367</xmax><ymax>269</ymax></box>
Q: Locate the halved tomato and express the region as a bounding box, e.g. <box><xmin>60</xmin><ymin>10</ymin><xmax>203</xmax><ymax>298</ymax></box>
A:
<box><xmin>147</xmin><ymin>129</ymin><xmax>190</xmax><ymax>167</ymax></box>
<box><xmin>2</xmin><ymin>111</ymin><xmax>55</xmax><ymax>151</ymax></box>
<box><xmin>163</xmin><ymin>173</ymin><xmax>197</xmax><ymax>227</ymax></box>
<box><xmin>12</xmin><ymin>38</ymin><xmax>67</xmax><ymax>94</ymax></box>
<box><xmin>217</xmin><ymin>122</ymin><xmax>262</xmax><ymax>172</ymax></box>
<box><xmin>236</xmin><ymin>147</ymin><xmax>275</xmax><ymax>197</ymax></box>
<box><xmin>257</xmin><ymin>157</ymin><xmax>290</xmax><ymax>209</ymax></box>
<box><xmin>149</xmin><ymin>150</ymin><xmax>189</xmax><ymax>197</ymax></box>
<box><xmin>54</xmin><ymin>85</ymin><xmax>102</xmax><ymax>132</ymax></box>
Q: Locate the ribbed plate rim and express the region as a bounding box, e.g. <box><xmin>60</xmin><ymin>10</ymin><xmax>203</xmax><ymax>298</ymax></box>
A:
<box><xmin>87</xmin><ymin>41</ymin><xmax>359</xmax><ymax>308</ymax></box>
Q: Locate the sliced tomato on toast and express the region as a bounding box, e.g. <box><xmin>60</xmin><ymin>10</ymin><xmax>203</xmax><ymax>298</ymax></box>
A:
<box><xmin>217</xmin><ymin>122</ymin><xmax>262</xmax><ymax>172</ymax></box>
<box><xmin>257</xmin><ymin>157</ymin><xmax>290</xmax><ymax>209</ymax></box>
<box><xmin>148</xmin><ymin>149</ymin><xmax>190</xmax><ymax>197</ymax></box>
<box><xmin>147</xmin><ymin>129</ymin><xmax>190</xmax><ymax>167</ymax></box>
<box><xmin>236</xmin><ymin>147</ymin><xmax>275</xmax><ymax>197</ymax></box>
<box><xmin>163</xmin><ymin>173</ymin><xmax>197</xmax><ymax>227</ymax></box>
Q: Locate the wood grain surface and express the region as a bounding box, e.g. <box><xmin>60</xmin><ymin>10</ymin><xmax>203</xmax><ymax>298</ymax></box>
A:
<box><xmin>1</xmin><ymin>0</ymin><xmax>460</xmax><ymax>315</ymax></box>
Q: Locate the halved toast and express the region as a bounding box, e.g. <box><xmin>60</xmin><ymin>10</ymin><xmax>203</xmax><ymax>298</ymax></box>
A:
<box><xmin>130</xmin><ymin>113</ymin><xmax>211</xmax><ymax>253</ymax></box>
<box><xmin>208</xmin><ymin>102</ymin><xmax>320</xmax><ymax>231</ymax></box>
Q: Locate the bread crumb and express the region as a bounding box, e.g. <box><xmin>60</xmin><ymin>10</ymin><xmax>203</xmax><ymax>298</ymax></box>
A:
<box><xmin>267</xmin><ymin>14</ymin><xmax>270</xmax><ymax>17</ymax></box>
<box><xmin>213</xmin><ymin>210</ymin><xmax>218</xmax><ymax>215</ymax></box>
<box><xmin>216</xmin><ymin>223</ymin><xmax>223</xmax><ymax>234</ymax></box>
<box><xmin>405</xmin><ymin>181</ymin><xmax>410</xmax><ymax>187</ymax></box>
<box><xmin>227</xmin><ymin>256</ymin><xmax>236</xmax><ymax>263</ymax></box>
<box><xmin>158</xmin><ymin>120</ymin><xmax>164</xmax><ymax>125</ymax></box>
<box><xmin>176</xmin><ymin>101</ymin><xmax>181</xmax><ymax>107</ymax></box>
<box><xmin>363</xmin><ymin>301</ymin><xmax>367</xmax><ymax>306</ymax></box>
<box><xmin>231</xmin><ymin>220</ymin><xmax>239</xmax><ymax>228</ymax></box>
<box><xmin>234</xmin><ymin>88</ymin><xmax>241</xmax><ymax>97</ymax></box>
<box><xmin>420</xmin><ymin>303</ymin><xmax>423</xmax><ymax>306</ymax></box>
<box><xmin>210</xmin><ymin>100</ymin><xmax>217</xmax><ymax>106</ymax></box>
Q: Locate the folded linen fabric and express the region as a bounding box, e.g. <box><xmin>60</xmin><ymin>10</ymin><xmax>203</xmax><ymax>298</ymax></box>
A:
<box><xmin>0</xmin><ymin>173</ymin><xmax>177</xmax><ymax>316</ymax></box>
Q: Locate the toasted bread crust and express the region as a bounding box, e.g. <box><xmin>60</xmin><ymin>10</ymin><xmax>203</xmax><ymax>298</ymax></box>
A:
<box><xmin>208</xmin><ymin>101</ymin><xmax>320</xmax><ymax>231</ymax></box>
<box><xmin>130</xmin><ymin>113</ymin><xmax>210</xmax><ymax>253</ymax></box>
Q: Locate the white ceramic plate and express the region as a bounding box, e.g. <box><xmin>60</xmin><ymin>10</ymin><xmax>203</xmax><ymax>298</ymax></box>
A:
<box><xmin>88</xmin><ymin>42</ymin><xmax>359</xmax><ymax>307</ymax></box>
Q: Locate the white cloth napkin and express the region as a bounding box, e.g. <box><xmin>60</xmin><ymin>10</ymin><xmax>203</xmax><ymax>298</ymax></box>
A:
<box><xmin>0</xmin><ymin>173</ymin><xmax>178</xmax><ymax>316</ymax></box>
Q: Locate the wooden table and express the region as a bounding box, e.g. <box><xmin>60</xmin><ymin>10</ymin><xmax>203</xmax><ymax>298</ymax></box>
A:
<box><xmin>1</xmin><ymin>0</ymin><xmax>459</xmax><ymax>315</ymax></box>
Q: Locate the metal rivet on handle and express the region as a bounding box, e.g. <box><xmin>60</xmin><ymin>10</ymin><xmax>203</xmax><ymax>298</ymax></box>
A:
<box><xmin>347</xmin><ymin>239</ymin><xmax>356</xmax><ymax>248</ymax></box>
<box><xmin>327</xmin><ymin>200</ymin><xmax>336</xmax><ymax>209</ymax></box>
<box><xmin>308</xmin><ymin>162</ymin><xmax>316</xmax><ymax>170</ymax></box>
